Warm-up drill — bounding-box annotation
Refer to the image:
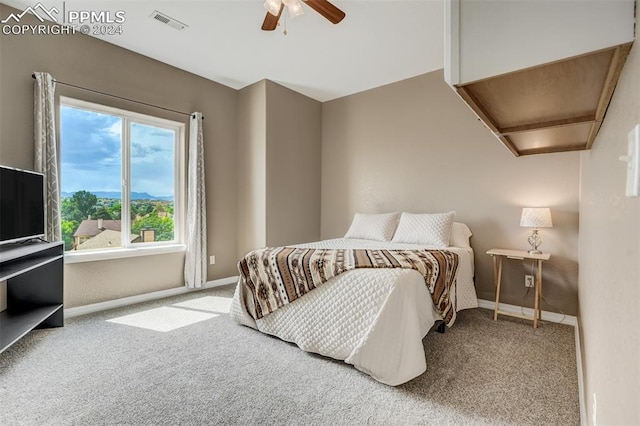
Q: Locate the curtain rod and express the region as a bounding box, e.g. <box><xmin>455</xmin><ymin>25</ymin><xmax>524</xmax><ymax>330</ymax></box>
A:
<box><xmin>31</xmin><ymin>74</ymin><xmax>203</xmax><ymax>120</ymax></box>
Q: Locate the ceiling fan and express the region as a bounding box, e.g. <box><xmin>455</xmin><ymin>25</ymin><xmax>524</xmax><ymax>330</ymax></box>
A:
<box><xmin>261</xmin><ymin>0</ymin><xmax>346</xmax><ymax>31</ymax></box>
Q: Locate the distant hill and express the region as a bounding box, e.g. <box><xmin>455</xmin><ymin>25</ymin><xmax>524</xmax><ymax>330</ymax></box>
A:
<box><xmin>61</xmin><ymin>191</ymin><xmax>173</xmax><ymax>201</ymax></box>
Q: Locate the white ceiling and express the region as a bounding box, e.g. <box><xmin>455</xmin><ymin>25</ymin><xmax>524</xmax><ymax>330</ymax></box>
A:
<box><xmin>3</xmin><ymin>0</ymin><xmax>445</xmax><ymax>101</ymax></box>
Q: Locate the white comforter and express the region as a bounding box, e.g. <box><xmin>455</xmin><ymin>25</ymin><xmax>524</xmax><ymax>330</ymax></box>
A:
<box><xmin>231</xmin><ymin>238</ymin><xmax>477</xmax><ymax>386</ymax></box>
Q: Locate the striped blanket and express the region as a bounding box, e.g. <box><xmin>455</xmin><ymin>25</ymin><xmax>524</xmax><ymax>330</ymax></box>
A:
<box><xmin>237</xmin><ymin>247</ymin><xmax>459</xmax><ymax>326</ymax></box>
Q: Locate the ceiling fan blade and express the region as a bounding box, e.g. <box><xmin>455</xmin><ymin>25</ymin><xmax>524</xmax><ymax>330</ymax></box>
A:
<box><xmin>261</xmin><ymin>3</ymin><xmax>285</xmax><ymax>31</ymax></box>
<box><xmin>304</xmin><ymin>0</ymin><xmax>345</xmax><ymax>24</ymax></box>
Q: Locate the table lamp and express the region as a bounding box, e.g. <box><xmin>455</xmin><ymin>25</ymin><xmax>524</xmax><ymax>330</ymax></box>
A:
<box><xmin>520</xmin><ymin>208</ymin><xmax>552</xmax><ymax>254</ymax></box>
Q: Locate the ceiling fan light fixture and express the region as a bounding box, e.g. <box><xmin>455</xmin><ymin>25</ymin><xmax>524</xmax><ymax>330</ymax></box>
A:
<box><xmin>286</xmin><ymin>0</ymin><xmax>305</xmax><ymax>19</ymax></box>
<box><xmin>263</xmin><ymin>0</ymin><xmax>282</xmax><ymax>16</ymax></box>
<box><xmin>261</xmin><ymin>0</ymin><xmax>345</xmax><ymax>31</ymax></box>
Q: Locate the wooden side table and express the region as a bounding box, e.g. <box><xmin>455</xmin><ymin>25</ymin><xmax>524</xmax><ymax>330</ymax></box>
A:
<box><xmin>486</xmin><ymin>248</ymin><xmax>551</xmax><ymax>328</ymax></box>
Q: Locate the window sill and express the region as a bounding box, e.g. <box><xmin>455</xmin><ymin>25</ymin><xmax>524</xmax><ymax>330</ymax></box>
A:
<box><xmin>64</xmin><ymin>244</ymin><xmax>186</xmax><ymax>264</ymax></box>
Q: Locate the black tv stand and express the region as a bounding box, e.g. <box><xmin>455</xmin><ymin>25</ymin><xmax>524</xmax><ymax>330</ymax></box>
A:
<box><xmin>0</xmin><ymin>241</ymin><xmax>64</xmax><ymax>353</ymax></box>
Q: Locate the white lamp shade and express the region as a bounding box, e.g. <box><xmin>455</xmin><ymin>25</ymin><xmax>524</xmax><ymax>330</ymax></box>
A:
<box><xmin>286</xmin><ymin>0</ymin><xmax>305</xmax><ymax>18</ymax></box>
<box><xmin>264</xmin><ymin>0</ymin><xmax>282</xmax><ymax>16</ymax></box>
<box><xmin>520</xmin><ymin>208</ymin><xmax>553</xmax><ymax>228</ymax></box>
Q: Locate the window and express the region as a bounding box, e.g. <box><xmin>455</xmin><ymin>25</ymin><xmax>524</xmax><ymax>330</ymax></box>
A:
<box><xmin>59</xmin><ymin>98</ymin><xmax>184</xmax><ymax>255</ymax></box>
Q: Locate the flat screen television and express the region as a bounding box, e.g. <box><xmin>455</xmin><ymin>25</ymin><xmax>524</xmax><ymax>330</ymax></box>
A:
<box><xmin>0</xmin><ymin>165</ymin><xmax>45</xmax><ymax>245</ymax></box>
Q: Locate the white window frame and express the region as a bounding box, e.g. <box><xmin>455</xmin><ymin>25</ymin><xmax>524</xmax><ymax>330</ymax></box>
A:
<box><xmin>60</xmin><ymin>97</ymin><xmax>186</xmax><ymax>264</ymax></box>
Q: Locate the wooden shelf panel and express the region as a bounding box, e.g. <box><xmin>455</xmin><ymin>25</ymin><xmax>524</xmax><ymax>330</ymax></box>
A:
<box><xmin>0</xmin><ymin>304</ymin><xmax>63</xmax><ymax>353</ymax></box>
<box><xmin>455</xmin><ymin>42</ymin><xmax>632</xmax><ymax>156</ymax></box>
<box><xmin>510</xmin><ymin>122</ymin><xmax>593</xmax><ymax>152</ymax></box>
<box><xmin>462</xmin><ymin>49</ymin><xmax>614</xmax><ymax>129</ymax></box>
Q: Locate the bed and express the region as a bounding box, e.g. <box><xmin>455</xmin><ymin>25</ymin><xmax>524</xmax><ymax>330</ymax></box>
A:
<box><xmin>230</xmin><ymin>215</ymin><xmax>478</xmax><ymax>386</ymax></box>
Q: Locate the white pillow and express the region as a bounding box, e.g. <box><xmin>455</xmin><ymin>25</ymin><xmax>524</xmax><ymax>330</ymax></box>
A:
<box><xmin>391</xmin><ymin>212</ymin><xmax>455</xmax><ymax>247</ymax></box>
<box><xmin>344</xmin><ymin>212</ymin><xmax>400</xmax><ymax>242</ymax></box>
<box><xmin>449</xmin><ymin>222</ymin><xmax>473</xmax><ymax>248</ymax></box>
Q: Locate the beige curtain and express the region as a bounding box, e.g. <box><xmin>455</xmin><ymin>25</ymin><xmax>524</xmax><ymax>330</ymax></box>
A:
<box><xmin>184</xmin><ymin>112</ymin><xmax>207</xmax><ymax>288</ymax></box>
<box><xmin>33</xmin><ymin>72</ymin><xmax>61</xmax><ymax>242</ymax></box>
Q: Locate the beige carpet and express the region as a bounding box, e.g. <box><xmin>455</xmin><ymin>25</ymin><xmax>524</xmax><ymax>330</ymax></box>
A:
<box><xmin>0</xmin><ymin>285</ymin><xmax>579</xmax><ymax>425</ymax></box>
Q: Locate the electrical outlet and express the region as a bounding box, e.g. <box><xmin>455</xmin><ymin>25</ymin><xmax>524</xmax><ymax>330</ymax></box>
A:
<box><xmin>524</xmin><ymin>275</ymin><xmax>534</xmax><ymax>288</ymax></box>
<box><xmin>209</xmin><ymin>255</ymin><xmax>216</xmax><ymax>265</ymax></box>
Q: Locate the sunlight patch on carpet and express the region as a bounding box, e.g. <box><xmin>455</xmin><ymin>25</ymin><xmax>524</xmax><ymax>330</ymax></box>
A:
<box><xmin>107</xmin><ymin>307</ymin><xmax>218</xmax><ymax>332</ymax></box>
<box><xmin>173</xmin><ymin>296</ymin><xmax>232</xmax><ymax>314</ymax></box>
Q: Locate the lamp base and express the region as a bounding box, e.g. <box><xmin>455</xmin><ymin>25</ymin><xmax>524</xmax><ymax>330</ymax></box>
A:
<box><xmin>527</xmin><ymin>229</ymin><xmax>543</xmax><ymax>255</ymax></box>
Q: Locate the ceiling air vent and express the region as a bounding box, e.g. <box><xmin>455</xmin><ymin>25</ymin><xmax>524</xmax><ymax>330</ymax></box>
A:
<box><xmin>149</xmin><ymin>10</ymin><xmax>188</xmax><ymax>31</ymax></box>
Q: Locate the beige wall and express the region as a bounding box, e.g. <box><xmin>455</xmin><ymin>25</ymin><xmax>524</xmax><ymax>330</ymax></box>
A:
<box><xmin>237</xmin><ymin>81</ymin><xmax>267</xmax><ymax>257</ymax></box>
<box><xmin>265</xmin><ymin>81</ymin><xmax>322</xmax><ymax>247</ymax></box>
<box><xmin>3</xmin><ymin>5</ymin><xmax>637</xmax><ymax>421</ymax></box>
<box><xmin>236</xmin><ymin>80</ymin><xmax>321</xmax><ymax>257</ymax></box>
<box><xmin>0</xmin><ymin>4</ymin><xmax>238</xmax><ymax>307</ymax></box>
<box><xmin>321</xmin><ymin>70</ymin><xmax>580</xmax><ymax>315</ymax></box>
<box><xmin>578</xmin><ymin>32</ymin><xmax>640</xmax><ymax>425</ymax></box>
<box><xmin>63</xmin><ymin>254</ymin><xmax>186</xmax><ymax>307</ymax></box>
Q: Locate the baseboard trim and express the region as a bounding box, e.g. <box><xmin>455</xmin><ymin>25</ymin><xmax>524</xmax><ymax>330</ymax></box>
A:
<box><xmin>575</xmin><ymin>321</ymin><xmax>587</xmax><ymax>426</ymax></box>
<box><xmin>64</xmin><ymin>276</ymin><xmax>238</xmax><ymax>319</ymax></box>
<box><xmin>477</xmin><ymin>299</ymin><xmax>577</xmax><ymax>326</ymax></box>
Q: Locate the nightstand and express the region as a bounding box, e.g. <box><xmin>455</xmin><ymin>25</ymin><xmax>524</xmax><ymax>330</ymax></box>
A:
<box><xmin>486</xmin><ymin>248</ymin><xmax>551</xmax><ymax>328</ymax></box>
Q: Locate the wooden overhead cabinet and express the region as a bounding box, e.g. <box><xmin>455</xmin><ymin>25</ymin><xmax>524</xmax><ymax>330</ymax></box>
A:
<box><xmin>445</xmin><ymin>0</ymin><xmax>635</xmax><ymax>156</ymax></box>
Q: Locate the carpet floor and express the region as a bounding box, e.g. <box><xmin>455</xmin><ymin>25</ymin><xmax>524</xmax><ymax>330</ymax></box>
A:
<box><xmin>0</xmin><ymin>285</ymin><xmax>579</xmax><ymax>425</ymax></box>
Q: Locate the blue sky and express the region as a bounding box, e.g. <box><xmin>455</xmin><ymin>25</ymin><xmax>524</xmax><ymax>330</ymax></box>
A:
<box><xmin>60</xmin><ymin>106</ymin><xmax>175</xmax><ymax>198</ymax></box>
